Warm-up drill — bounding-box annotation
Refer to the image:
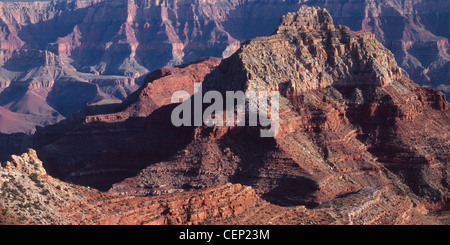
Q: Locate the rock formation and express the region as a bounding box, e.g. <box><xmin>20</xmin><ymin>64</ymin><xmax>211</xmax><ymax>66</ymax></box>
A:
<box><xmin>204</xmin><ymin>6</ymin><xmax>402</xmax><ymax>94</ymax></box>
<box><xmin>0</xmin><ymin>149</ymin><xmax>263</xmax><ymax>225</ymax></box>
<box><xmin>1</xmin><ymin>149</ymin><xmax>46</xmax><ymax>176</ymax></box>
<box><xmin>0</xmin><ymin>149</ymin><xmax>444</xmax><ymax>225</ymax></box>
<box><xmin>0</xmin><ymin>0</ymin><xmax>449</xmax><ymax>136</ymax></box>
<box><xmin>22</xmin><ymin>6</ymin><xmax>448</xmax><ymax>226</ymax></box>
<box><xmin>312</xmin><ymin>0</ymin><xmax>450</xmax><ymax>99</ymax></box>
<box><xmin>0</xmin><ymin>1</ymin><xmax>450</xmax><ymax>224</ymax></box>
<box><xmin>34</xmin><ymin>57</ymin><xmax>222</xmax><ymax>190</ymax></box>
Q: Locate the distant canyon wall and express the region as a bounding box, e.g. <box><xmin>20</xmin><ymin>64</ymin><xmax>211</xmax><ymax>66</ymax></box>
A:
<box><xmin>0</xmin><ymin>0</ymin><xmax>445</xmax><ymax>84</ymax></box>
<box><xmin>0</xmin><ymin>0</ymin><xmax>448</xmax><ymax>135</ymax></box>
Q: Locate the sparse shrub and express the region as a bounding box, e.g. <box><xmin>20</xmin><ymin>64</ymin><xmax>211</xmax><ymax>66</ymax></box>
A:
<box><xmin>30</xmin><ymin>173</ymin><xmax>44</xmax><ymax>188</ymax></box>
<box><xmin>40</xmin><ymin>189</ymin><xmax>50</xmax><ymax>196</ymax></box>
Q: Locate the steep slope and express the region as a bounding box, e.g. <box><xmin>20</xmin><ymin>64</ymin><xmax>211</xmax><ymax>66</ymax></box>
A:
<box><xmin>34</xmin><ymin>5</ymin><xmax>450</xmax><ymax>224</ymax></box>
<box><xmin>109</xmin><ymin>5</ymin><xmax>449</xmax><ymax>211</ymax></box>
<box><xmin>0</xmin><ymin>149</ymin><xmax>444</xmax><ymax>225</ymax></box>
<box><xmin>0</xmin><ymin>149</ymin><xmax>262</xmax><ymax>225</ymax></box>
<box><xmin>310</xmin><ymin>0</ymin><xmax>450</xmax><ymax>97</ymax></box>
<box><xmin>34</xmin><ymin>57</ymin><xmax>222</xmax><ymax>191</ymax></box>
<box><xmin>0</xmin><ymin>0</ymin><xmax>449</xmax><ymax>134</ymax></box>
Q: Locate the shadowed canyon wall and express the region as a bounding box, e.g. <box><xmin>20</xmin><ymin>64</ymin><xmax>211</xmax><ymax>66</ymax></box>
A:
<box><xmin>0</xmin><ymin>0</ymin><xmax>448</xmax><ymax>136</ymax></box>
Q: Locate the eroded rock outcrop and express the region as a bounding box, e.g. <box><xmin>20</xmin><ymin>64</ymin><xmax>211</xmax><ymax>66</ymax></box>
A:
<box><xmin>18</xmin><ymin>5</ymin><xmax>450</xmax><ymax>225</ymax></box>
<box><xmin>106</xmin><ymin>6</ymin><xmax>449</xmax><ymax>214</ymax></box>
<box><xmin>0</xmin><ymin>0</ymin><xmax>449</xmax><ymax>136</ymax></box>
<box><xmin>204</xmin><ymin>5</ymin><xmax>402</xmax><ymax>95</ymax></box>
<box><xmin>35</xmin><ymin>57</ymin><xmax>222</xmax><ymax>190</ymax></box>
<box><xmin>0</xmin><ymin>150</ymin><xmax>441</xmax><ymax>225</ymax></box>
<box><xmin>0</xmin><ymin>149</ymin><xmax>46</xmax><ymax>177</ymax></box>
<box><xmin>0</xmin><ymin>149</ymin><xmax>263</xmax><ymax>225</ymax></box>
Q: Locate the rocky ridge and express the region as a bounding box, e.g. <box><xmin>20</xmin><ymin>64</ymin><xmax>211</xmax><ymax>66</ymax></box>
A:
<box><xmin>0</xmin><ymin>151</ymin><xmax>443</xmax><ymax>225</ymax></box>
<box><xmin>34</xmin><ymin>57</ymin><xmax>222</xmax><ymax>190</ymax></box>
<box><xmin>0</xmin><ymin>149</ymin><xmax>262</xmax><ymax>225</ymax></box>
<box><xmin>0</xmin><ymin>0</ymin><xmax>449</xmax><ymax>136</ymax></box>
<box><xmin>107</xmin><ymin>6</ymin><xmax>449</xmax><ymax>213</ymax></box>
<box><xmin>0</xmin><ymin>4</ymin><xmax>449</xmax><ymax>225</ymax></box>
<box><xmin>203</xmin><ymin>5</ymin><xmax>402</xmax><ymax>94</ymax></box>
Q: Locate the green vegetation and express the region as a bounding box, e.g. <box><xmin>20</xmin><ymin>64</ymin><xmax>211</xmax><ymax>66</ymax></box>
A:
<box><xmin>29</xmin><ymin>173</ymin><xmax>44</xmax><ymax>188</ymax></box>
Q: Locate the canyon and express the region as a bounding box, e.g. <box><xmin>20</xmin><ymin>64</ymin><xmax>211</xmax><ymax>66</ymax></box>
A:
<box><xmin>0</xmin><ymin>0</ymin><xmax>448</xmax><ymax>140</ymax></box>
<box><xmin>0</xmin><ymin>147</ymin><xmax>445</xmax><ymax>225</ymax></box>
<box><xmin>1</xmin><ymin>5</ymin><xmax>448</xmax><ymax>225</ymax></box>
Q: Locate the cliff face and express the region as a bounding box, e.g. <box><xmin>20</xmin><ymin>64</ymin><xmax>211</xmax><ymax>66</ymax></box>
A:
<box><xmin>105</xmin><ymin>6</ymin><xmax>449</xmax><ymax>212</ymax></box>
<box><xmin>2</xmin><ymin>0</ymin><xmax>443</xmax><ymax>85</ymax></box>
<box><xmin>34</xmin><ymin>57</ymin><xmax>222</xmax><ymax>191</ymax></box>
<box><xmin>0</xmin><ymin>0</ymin><xmax>243</xmax><ymax>134</ymax></box>
<box><xmin>0</xmin><ymin>0</ymin><xmax>239</xmax><ymax>134</ymax></box>
<box><xmin>312</xmin><ymin>0</ymin><xmax>450</xmax><ymax>96</ymax></box>
<box><xmin>203</xmin><ymin>6</ymin><xmax>402</xmax><ymax>94</ymax></box>
<box><xmin>28</xmin><ymin>6</ymin><xmax>449</xmax><ymax>226</ymax></box>
<box><xmin>0</xmin><ymin>149</ymin><xmax>262</xmax><ymax>225</ymax></box>
<box><xmin>0</xmin><ymin>149</ymin><xmax>444</xmax><ymax>225</ymax></box>
<box><xmin>0</xmin><ymin>0</ymin><xmax>448</xmax><ymax>134</ymax></box>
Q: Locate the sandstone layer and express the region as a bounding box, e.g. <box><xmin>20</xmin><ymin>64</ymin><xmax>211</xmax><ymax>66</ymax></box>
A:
<box><xmin>34</xmin><ymin>57</ymin><xmax>222</xmax><ymax>191</ymax></box>
<box><xmin>26</xmin><ymin>6</ymin><xmax>450</xmax><ymax>226</ymax></box>
<box><xmin>0</xmin><ymin>150</ymin><xmax>445</xmax><ymax>225</ymax></box>
<box><xmin>0</xmin><ymin>0</ymin><xmax>449</xmax><ymax>136</ymax></box>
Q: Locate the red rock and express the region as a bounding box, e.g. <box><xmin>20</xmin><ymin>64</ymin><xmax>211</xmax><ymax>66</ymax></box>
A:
<box><xmin>34</xmin><ymin>57</ymin><xmax>222</xmax><ymax>191</ymax></box>
<box><xmin>106</xmin><ymin>6</ymin><xmax>450</xmax><ymax>214</ymax></box>
<box><xmin>0</xmin><ymin>0</ymin><xmax>449</xmax><ymax>136</ymax></box>
<box><xmin>4</xmin><ymin>5</ymin><xmax>449</xmax><ymax>225</ymax></box>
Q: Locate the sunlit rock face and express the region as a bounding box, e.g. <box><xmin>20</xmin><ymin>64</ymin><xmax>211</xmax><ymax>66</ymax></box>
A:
<box><xmin>0</xmin><ymin>0</ymin><xmax>449</xmax><ymax>135</ymax></box>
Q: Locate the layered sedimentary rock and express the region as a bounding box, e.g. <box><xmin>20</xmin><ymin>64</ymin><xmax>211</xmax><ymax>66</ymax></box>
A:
<box><xmin>30</xmin><ymin>6</ymin><xmax>449</xmax><ymax>226</ymax></box>
<box><xmin>0</xmin><ymin>0</ymin><xmax>449</xmax><ymax>135</ymax></box>
<box><xmin>0</xmin><ymin>0</ymin><xmax>238</xmax><ymax>134</ymax></box>
<box><xmin>0</xmin><ymin>150</ymin><xmax>443</xmax><ymax>225</ymax></box>
<box><xmin>312</xmin><ymin>0</ymin><xmax>450</xmax><ymax>98</ymax></box>
<box><xmin>204</xmin><ymin>6</ymin><xmax>402</xmax><ymax>94</ymax></box>
<box><xmin>0</xmin><ymin>149</ymin><xmax>262</xmax><ymax>225</ymax></box>
<box><xmin>34</xmin><ymin>57</ymin><xmax>222</xmax><ymax>191</ymax></box>
<box><xmin>0</xmin><ymin>48</ymin><xmax>138</xmax><ymax>134</ymax></box>
<box><xmin>85</xmin><ymin>57</ymin><xmax>222</xmax><ymax>123</ymax></box>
